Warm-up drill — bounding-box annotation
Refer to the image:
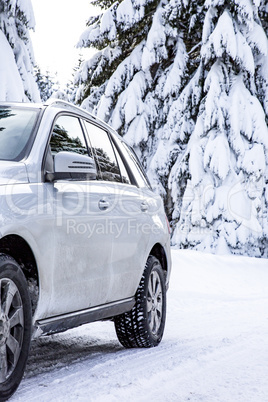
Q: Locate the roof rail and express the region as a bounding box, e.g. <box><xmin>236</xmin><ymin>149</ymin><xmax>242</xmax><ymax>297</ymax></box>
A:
<box><xmin>43</xmin><ymin>98</ymin><xmax>96</xmax><ymax>119</ymax></box>
<box><xmin>44</xmin><ymin>98</ymin><xmax>74</xmax><ymax>108</ymax></box>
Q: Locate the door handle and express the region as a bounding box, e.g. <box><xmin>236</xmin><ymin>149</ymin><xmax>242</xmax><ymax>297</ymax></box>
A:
<box><xmin>140</xmin><ymin>201</ymin><xmax>148</xmax><ymax>212</ymax></box>
<box><xmin>98</xmin><ymin>199</ymin><xmax>110</xmax><ymax>210</ymax></box>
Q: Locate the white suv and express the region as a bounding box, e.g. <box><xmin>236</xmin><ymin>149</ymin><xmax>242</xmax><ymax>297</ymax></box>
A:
<box><xmin>0</xmin><ymin>100</ymin><xmax>171</xmax><ymax>400</ymax></box>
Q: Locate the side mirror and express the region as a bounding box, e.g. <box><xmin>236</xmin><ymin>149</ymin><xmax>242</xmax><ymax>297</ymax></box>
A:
<box><xmin>46</xmin><ymin>151</ymin><xmax>97</xmax><ymax>182</ymax></box>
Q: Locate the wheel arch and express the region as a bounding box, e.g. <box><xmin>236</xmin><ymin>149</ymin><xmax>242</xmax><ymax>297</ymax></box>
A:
<box><xmin>149</xmin><ymin>243</ymin><xmax>168</xmax><ymax>274</ymax></box>
<box><xmin>0</xmin><ymin>234</ymin><xmax>39</xmax><ymax>314</ymax></box>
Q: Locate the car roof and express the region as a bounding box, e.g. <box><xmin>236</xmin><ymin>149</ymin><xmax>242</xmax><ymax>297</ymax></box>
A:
<box><xmin>0</xmin><ymin>100</ymin><xmax>124</xmax><ymax>143</ymax></box>
<box><xmin>0</xmin><ymin>101</ymin><xmax>43</xmax><ymax>109</ymax></box>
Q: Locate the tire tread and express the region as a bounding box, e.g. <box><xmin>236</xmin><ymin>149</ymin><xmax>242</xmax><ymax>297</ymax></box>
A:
<box><xmin>114</xmin><ymin>255</ymin><xmax>166</xmax><ymax>348</ymax></box>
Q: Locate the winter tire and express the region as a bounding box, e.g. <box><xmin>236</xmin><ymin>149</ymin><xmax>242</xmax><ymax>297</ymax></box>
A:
<box><xmin>0</xmin><ymin>254</ymin><xmax>32</xmax><ymax>401</ymax></box>
<box><xmin>114</xmin><ymin>255</ymin><xmax>166</xmax><ymax>348</ymax></box>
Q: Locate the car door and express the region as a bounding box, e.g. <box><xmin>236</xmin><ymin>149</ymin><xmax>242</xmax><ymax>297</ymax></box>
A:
<box><xmin>44</xmin><ymin>114</ymin><xmax>115</xmax><ymax>316</ymax></box>
<box><xmin>83</xmin><ymin>121</ymin><xmax>153</xmax><ymax>302</ymax></box>
<box><xmin>108</xmin><ymin>136</ymin><xmax>157</xmax><ymax>300</ymax></box>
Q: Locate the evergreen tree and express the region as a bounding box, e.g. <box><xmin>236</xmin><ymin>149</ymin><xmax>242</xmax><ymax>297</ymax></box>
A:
<box><xmin>74</xmin><ymin>1</ymin><xmax>194</xmax><ymax>158</ymax></box>
<box><xmin>255</xmin><ymin>0</ymin><xmax>268</xmax><ymax>123</ymax></box>
<box><xmin>0</xmin><ymin>0</ymin><xmax>40</xmax><ymax>101</ymax></box>
<box><xmin>258</xmin><ymin>0</ymin><xmax>268</xmax><ymax>256</ymax></box>
<box><xmin>34</xmin><ymin>66</ymin><xmax>55</xmax><ymax>102</ymax></box>
<box><xmin>259</xmin><ymin>0</ymin><xmax>268</xmax><ymax>38</ymax></box>
<box><xmin>73</xmin><ymin>0</ymin><xmax>205</xmax><ymax>208</ymax></box>
<box><xmin>68</xmin><ymin>55</ymin><xmax>84</xmax><ymax>104</ymax></box>
<box><xmin>74</xmin><ymin>0</ymin><xmax>268</xmax><ymax>258</ymax></box>
<box><xmin>170</xmin><ymin>0</ymin><xmax>268</xmax><ymax>257</ymax></box>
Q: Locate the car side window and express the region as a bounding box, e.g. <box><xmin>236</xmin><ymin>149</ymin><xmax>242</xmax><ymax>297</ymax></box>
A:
<box><xmin>84</xmin><ymin>121</ymin><xmax>122</xmax><ymax>183</ymax></box>
<box><xmin>50</xmin><ymin>115</ymin><xmax>90</xmax><ymax>157</ymax></box>
<box><xmin>122</xmin><ymin>142</ymin><xmax>150</xmax><ymax>188</ymax></box>
<box><xmin>113</xmin><ymin>136</ymin><xmax>150</xmax><ymax>188</ymax></box>
<box><xmin>128</xmin><ymin>145</ymin><xmax>151</xmax><ymax>188</ymax></box>
<box><xmin>112</xmin><ymin>143</ymin><xmax>131</xmax><ymax>185</ymax></box>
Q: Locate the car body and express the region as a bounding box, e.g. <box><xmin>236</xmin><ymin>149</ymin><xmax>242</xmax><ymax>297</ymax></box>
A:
<box><xmin>0</xmin><ymin>100</ymin><xmax>171</xmax><ymax>399</ymax></box>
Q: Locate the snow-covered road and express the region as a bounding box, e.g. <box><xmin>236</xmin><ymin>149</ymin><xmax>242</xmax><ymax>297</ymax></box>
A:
<box><xmin>14</xmin><ymin>250</ymin><xmax>268</xmax><ymax>402</ymax></box>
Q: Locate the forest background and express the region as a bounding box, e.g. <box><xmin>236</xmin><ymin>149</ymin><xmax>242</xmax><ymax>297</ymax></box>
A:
<box><xmin>0</xmin><ymin>0</ymin><xmax>267</xmax><ymax>258</ymax></box>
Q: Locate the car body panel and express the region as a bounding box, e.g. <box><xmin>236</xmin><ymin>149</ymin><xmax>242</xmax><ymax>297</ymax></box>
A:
<box><xmin>0</xmin><ymin>101</ymin><xmax>171</xmax><ymax>334</ymax></box>
<box><xmin>0</xmin><ymin>161</ymin><xmax>29</xmax><ymax>185</ymax></box>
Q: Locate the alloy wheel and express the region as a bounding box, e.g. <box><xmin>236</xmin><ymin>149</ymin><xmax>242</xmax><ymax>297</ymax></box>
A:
<box><xmin>147</xmin><ymin>270</ymin><xmax>163</xmax><ymax>336</ymax></box>
<box><xmin>0</xmin><ymin>278</ymin><xmax>24</xmax><ymax>383</ymax></box>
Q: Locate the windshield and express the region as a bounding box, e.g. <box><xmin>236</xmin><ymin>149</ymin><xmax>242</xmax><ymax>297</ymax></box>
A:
<box><xmin>0</xmin><ymin>107</ymin><xmax>40</xmax><ymax>161</ymax></box>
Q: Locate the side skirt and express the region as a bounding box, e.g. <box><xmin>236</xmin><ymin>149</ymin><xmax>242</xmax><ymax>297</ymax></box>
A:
<box><xmin>34</xmin><ymin>297</ymin><xmax>135</xmax><ymax>337</ymax></box>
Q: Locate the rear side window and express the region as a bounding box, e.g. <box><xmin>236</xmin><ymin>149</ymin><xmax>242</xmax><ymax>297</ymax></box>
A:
<box><xmin>0</xmin><ymin>107</ymin><xmax>39</xmax><ymax>161</ymax></box>
<box><xmin>113</xmin><ymin>144</ymin><xmax>131</xmax><ymax>185</ymax></box>
<box><xmin>116</xmin><ymin>139</ymin><xmax>151</xmax><ymax>189</ymax></box>
<box><xmin>84</xmin><ymin>121</ymin><xmax>122</xmax><ymax>183</ymax></box>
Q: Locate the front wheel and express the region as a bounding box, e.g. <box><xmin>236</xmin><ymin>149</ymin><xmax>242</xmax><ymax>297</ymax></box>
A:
<box><xmin>114</xmin><ymin>255</ymin><xmax>166</xmax><ymax>348</ymax></box>
<box><xmin>0</xmin><ymin>254</ymin><xmax>32</xmax><ymax>401</ymax></box>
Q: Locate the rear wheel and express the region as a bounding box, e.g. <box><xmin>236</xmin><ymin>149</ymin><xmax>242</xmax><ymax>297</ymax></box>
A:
<box><xmin>0</xmin><ymin>254</ymin><xmax>32</xmax><ymax>401</ymax></box>
<box><xmin>114</xmin><ymin>255</ymin><xmax>166</xmax><ymax>348</ymax></box>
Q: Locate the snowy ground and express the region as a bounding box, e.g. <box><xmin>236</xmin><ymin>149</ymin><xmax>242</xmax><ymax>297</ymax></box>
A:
<box><xmin>13</xmin><ymin>249</ymin><xmax>268</xmax><ymax>402</ymax></box>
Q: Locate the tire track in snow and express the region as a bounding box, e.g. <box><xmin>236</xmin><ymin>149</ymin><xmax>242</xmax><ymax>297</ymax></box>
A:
<box><xmin>12</xmin><ymin>250</ymin><xmax>268</xmax><ymax>401</ymax></box>
<box><xmin>15</xmin><ymin>319</ymin><xmax>268</xmax><ymax>402</ymax></box>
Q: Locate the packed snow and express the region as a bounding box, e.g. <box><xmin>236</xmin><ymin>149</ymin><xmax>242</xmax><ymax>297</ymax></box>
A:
<box><xmin>13</xmin><ymin>249</ymin><xmax>268</xmax><ymax>401</ymax></box>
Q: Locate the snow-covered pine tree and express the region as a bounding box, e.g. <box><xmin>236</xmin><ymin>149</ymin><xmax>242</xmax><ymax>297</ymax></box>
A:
<box><xmin>73</xmin><ymin>0</ymin><xmax>207</xmax><ymax>217</ymax></box>
<box><xmin>67</xmin><ymin>55</ymin><xmax>85</xmax><ymax>104</ymax></box>
<box><xmin>75</xmin><ymin>1</ymin><xmax>192</xmax><ymax>175</ymax></box>
<box><xmin>35</xmin><ymin>66</ymin><xmax>56</xmax><ymax>102</ymax></box>
<box><xmin>74</xmin><ymin>0</ymin><xmax>268</xmax><ymax>257</ymax></box>
<box><xmin>0</xmin><ymin>0</ymin><xmax>40</xmax><ymax>101</ymax></box>
<box><xmin>255</xmin><ymin>0</ymin><xmax>268</xmax><ymax>123</ymax></box>
<box><xmin>170</xmin><ymin>0</ymin><xmax>268</xmax><ymax>257</ymax></box>
<box><xmin>143</xmin><ymin>1</ymin><xmax>205</xmax><ymax>218</ymax></box>
<box><xmin>259</xmin><ymin>0</ymin><xmax>268</xmax><ymax>38</ymax></box>
<box><xmin>258</xmin><ymin>0</ymin><xmax>268</xmax><ymax>257</ymax></box>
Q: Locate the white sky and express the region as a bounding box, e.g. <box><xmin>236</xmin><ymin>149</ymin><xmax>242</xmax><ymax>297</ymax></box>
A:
<box><xmin>30</xmin><ymin>0</ymin><xmax>97</xmax><ymax>86</ymax></box>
